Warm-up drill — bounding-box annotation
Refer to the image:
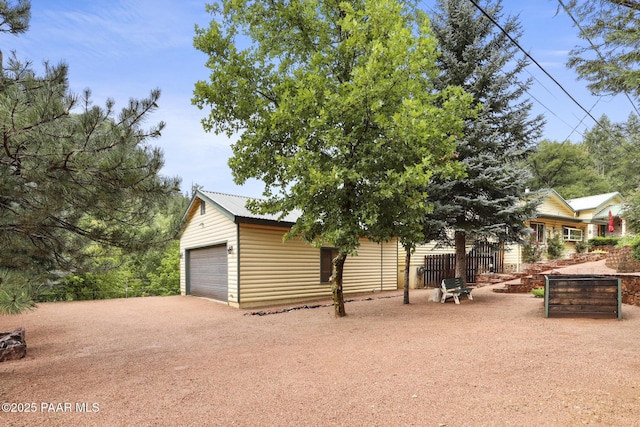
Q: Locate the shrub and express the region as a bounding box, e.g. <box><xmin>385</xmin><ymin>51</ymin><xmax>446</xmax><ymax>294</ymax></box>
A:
<box><xmin>522</xmin><ymin>232</ymin><xmax>543</xmax><ymax>263</ymax></box>
<box><xmin>531</xmin><ymin>287</ymin><xmax>544</xmax><ymax>298</ymax></box>
<box><xmin>588</xmin><ymin>237</ymin><xmax>620</xmax><ymax>247</ymax></box>
<box><xmin>633</xmin><ymin>240</ymin><xmax>640</xmax><ymax>262</ymax></box>
<box><xmin>547</xmin><ymin>234</ymin><xmax>565</xmax><ymax>259</ymax></box>
<box><xmin>575</xmin><ymin>240</ymin><xmax>588</xmax><ymax>254</ymax></box>
<box><xmin>619</xmin><ymin>234</ymin><xmax>640</xmax><ymax>248</ymax></box>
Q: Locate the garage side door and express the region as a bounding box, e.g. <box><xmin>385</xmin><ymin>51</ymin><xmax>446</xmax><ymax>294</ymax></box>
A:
<box><xmin>188</xmin><ymin>245</ymin><xmax>228</xmax><ymax>302</ymax></box>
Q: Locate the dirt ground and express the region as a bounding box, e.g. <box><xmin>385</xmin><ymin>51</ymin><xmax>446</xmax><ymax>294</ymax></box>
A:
<box><xmin>2</xmin><ymin>262</ymin><xmax>640</xmax><ymax>426</ymax></box>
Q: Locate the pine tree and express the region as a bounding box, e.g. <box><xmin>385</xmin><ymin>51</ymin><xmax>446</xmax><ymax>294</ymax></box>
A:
<box><xmin>425</xmin><ymin>0</ymin><xmax>544</xmax><ymax>282</ymax></box>
<box><xmin>562</xmin><ymin>0</ymin><xmax>640</xmax><ymax>100</ymax></box>
<box><xmin>0</xmin><ymin>2</ymin><xmax>180</xmax><ymax>313</ymax></box>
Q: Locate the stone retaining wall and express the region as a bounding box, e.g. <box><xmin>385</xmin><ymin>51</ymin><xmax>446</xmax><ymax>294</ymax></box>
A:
<box><xmin>605</xmin><ymin>246</ymin><xmax>640</xmax><ymax>273</ymax></box>
<box><xmin>477</xmin><ymin>253</ymin><xmax>607</xmax><ymax>288</ymax></box>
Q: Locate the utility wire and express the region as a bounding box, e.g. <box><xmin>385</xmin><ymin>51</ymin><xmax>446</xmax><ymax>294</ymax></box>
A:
<box><xmin>466</xmin><ymin>0</ymin><xmax>608</xmax><ymax>134</ymax></box>
<box><xmin>556</xmin><ymin>0</ymin><xmax>640</xmax><ymax>117</ymax></box>
<box><xmin>419</xmin><ymin>0</ymin><xmax>565</xmax><ymax>136</ymax></box>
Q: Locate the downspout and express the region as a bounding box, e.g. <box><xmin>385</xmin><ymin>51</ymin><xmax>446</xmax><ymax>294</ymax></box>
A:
<box><xmin>236</xmin><ymin>222</ymin><xmax>241</xmax><ymax>305</ymax></box>
<box><xmin>380</xmin><ymin>243</ymin><xmax>384</xmax><ymax>291</ymax></box>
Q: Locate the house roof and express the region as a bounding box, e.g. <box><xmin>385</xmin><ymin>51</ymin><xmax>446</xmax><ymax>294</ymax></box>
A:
<box><xmin>592</xmin><ymin>204</ymin><xmax>625</xmax><ymax>220</ymax></box>
<box><xmin>195</xmin><ymin>190</ymin><xmax>301</xmax><ymax>225</ymax></box>
<box><xmin>566</xmin><ymin>192</ymin><xmax>622</xmax><ymax>212</ymax></box>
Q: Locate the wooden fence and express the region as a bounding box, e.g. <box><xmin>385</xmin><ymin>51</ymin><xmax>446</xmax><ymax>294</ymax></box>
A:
<box><xmin>423</xmin><ymin>244</ymin><xmax>504</xmax><ymax>287</ymax></box>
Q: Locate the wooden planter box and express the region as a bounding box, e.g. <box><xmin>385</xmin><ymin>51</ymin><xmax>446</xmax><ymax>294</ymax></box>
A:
<box><xmin>544</xmin><ymin>275</ymin><xmax>622</xmax><ymax>319</ymax></box>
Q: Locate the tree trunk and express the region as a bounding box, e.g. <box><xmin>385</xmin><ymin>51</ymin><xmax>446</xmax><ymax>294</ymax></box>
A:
<box><xmin>331</xmin><ymin>252</ymin><xmax>347</xmax><ymax>317</ymax></box>
<box><xmin>403</xmin><ymin>247</ymin><xmax>411</xmax><ymax>304</ymax></box>
<box><xmin>455</xmin><ymin>230</ymin><xmax>467</xmax><ymax>285</ymax></box>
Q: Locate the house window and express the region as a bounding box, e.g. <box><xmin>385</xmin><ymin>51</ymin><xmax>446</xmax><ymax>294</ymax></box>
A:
<box><xmin>320</xmin><ymin>248</ymin><xmax>339</xmax><ymax>283</ymax></box>
<box><xmin>563</xmin><ymin>227</ymin><xmax>583</xmax><ymax>242</ymax></box>
<box><xmin>200</xmin><ymin>201</ymin><xmax>206</xmax><ymax>215</ymax></box>
<box><xmin>530</xmin><ymin>222</ymin><xmax>545</xmax><ymax>243</ymax></box>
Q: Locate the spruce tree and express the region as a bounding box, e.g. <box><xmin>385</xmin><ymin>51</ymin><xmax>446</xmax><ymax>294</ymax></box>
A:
<box><xmin>425</xmin><ymin>0</ymin><xmax>544</xmax><ymax>282</ymax></box>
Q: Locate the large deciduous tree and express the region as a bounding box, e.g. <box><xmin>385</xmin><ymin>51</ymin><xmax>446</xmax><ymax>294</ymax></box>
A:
<box><xmin>425</xmin><ymin>0</ymin><xmax>544</xmax><ymax>282</ymax></box>
<box><xmin>526</xmin><ymin>140</ymin><xmax>610</xmax><ymax>198</ymax></box>
<box><xmin>193</xmin><ymin>0</ymin><xmax>473</xmax><ymax>316</ymax></box>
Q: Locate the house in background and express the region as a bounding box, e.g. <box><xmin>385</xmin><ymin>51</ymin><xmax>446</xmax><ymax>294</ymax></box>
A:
<box><xmin>522</xmin><ymin>189</ymin><xmax>625</xmax><ymax>258</ymax></box>
<box><xmin>498</xmin><ymin>189</ymin><xmax>626</xmax><ymax>273</ymax></box>
<box><xmin>404</xmin><ymin>189</ymin><xmax>627</xmax><ymax>288</ymax></box>
<box><xmin>179</xmin><ymin>190</ymin><xmax>398</xmax><ymax>308</ymax></box>
<box><xmin>566</xmin><ymin>191</ymin><xmax>626</xmax><ymax>239</ymax></box>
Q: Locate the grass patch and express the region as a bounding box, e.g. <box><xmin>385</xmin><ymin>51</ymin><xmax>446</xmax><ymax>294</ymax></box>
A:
<box><xmin>531</xmin><ymin>287</ymin><xmax>544</xmax><ymax>298</ymax></box>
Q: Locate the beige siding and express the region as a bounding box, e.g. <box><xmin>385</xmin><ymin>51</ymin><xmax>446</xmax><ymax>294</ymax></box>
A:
<box><xmin>576</xmin><ymin>209</ymin><xmax>596</xmax><ymax>220</ymax></box>
<box><xmin>344</xmin><ymin>238</ymin><xmax>398</xmax><ymax>294</ymax></box>
<box><xmin>503</xmin><ymin>243</ymin><xmax>522</xmax><ymax>272</ymax></box>
<box><xmin>238</xmin><ymin>224</ymin><xmax>397</xmax><ymax>307</ymax></box>
<box><xmin>516</xmin><ymin>218</ymin><xmax>587</xmax><ymax>265</ymax></box>
<box><xmin>537</xmin><ymin>194</ymin><xmax>574</xmax><ymax>218</ymax></box>
<box><xmin>397</xmin><ymin>241</ymin><xmax>464</xmax><ymax>288</ymax></box>
<box><xmin>179</xmin><ymin>199</ymin><xmax>238</xmax><ymax>303</ymax></box>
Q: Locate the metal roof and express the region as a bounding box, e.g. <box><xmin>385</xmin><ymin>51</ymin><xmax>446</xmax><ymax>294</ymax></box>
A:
<box><xmin>592</xmin><ymin>204</ymin><xmax>625</xmax><ymax>220</ymax></box>
<box><xmin>199</xmin><ymin>190</ymin><xmax>301</xmax><ymax>224</ymax></box>
<box><xmin>566</xmin><ymin>192</ymin><xmax>622</xmax><ymax>212</ymax></box>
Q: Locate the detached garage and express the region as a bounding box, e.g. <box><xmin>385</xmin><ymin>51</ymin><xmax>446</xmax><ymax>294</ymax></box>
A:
<box><xmin>179</xmin><ymin>190</ymin><xmax>398</xmax><ymax>308</ymax></box>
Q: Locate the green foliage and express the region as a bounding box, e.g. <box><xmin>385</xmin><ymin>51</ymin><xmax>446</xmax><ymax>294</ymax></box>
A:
<box><xmin>146</xmin><ymin>240</ymin><xmax>180</xmax><ymax>294</ymax></box>
<box><xmin>193</xmin><ymin>0</ymin><xmax>475</xmax><ymax>315</ymax></box>
<box><xmin>619</xmin><ymin>234</ymin><xmax>640</xmax><ymax>248</ymax></box>
<box><xmin>37</xmin><ymin>239</ymin><xmax>181</xmax><ymax>301</ymax></box>
<box><xmin>588</xmin><ymin>237</ymin><xmax>620</xmax><ymax>247</ymax></box>
<box><xmin>531</xmin><ymin>287</ymin><xmax>544</xmax><ymax>298</ymax></box>
<box><xmin>522</xmin><ymin>232</ymin><xmax>543</xmax><ymax>263</ymax></box>
<box><xmin>0</xmin><ymin>2</ymin><xmax>186</xmax><ymax>314</ymax></box>
<box><xmin>563</xmin><ymin>0</ymin><xmax>640</xmax><ymax>100</ymax></box>
<box><xmin>0</xmin><ymin>269</ymin><xmax>36</xmax><ymax>315</ymax></box>
<box><xmin>526</xmin><ymin>140</ymin><xmax>610</xmax><ymax>198</ymax></box>
<box><xmin>624</xmin><ymin>189</ymin><xmax>640</xmax><ymax>234</ymax></box>
<box><xmin>546</xmin><ymin>234</ymin><xmax>565</xmax><ymax>259</ymax></box>
<box><xmin>575</xmin><ymin>240</ymin><xmax>589</xmax><ymax>254</ymax></box>
<box><xmin>423</xmin><ymin>0</ymin><xmax>544</xmax><ymax>279</ymax></box>
<box><xmin>0</xmin><ymin>0</ymin><xmax>30</xmax><ymax>35</ymax></box>
<box><xmin>632</xmin><ymin>240</ymin><xmax>640</xmax><ymax>261</ymax></box>
<box><xmin>0</xmin><ymin>3</ymin><xmax>181</xmax><ymax>276</ymax></box>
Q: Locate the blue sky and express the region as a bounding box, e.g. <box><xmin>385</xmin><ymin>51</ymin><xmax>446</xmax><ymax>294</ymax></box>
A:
<box><xmin>2</xmin><ymin>0</ymin><xmax>636</xmax><ymax>198</ymax></box>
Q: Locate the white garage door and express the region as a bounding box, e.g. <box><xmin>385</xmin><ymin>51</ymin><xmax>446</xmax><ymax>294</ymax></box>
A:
<box><xmin>188</xmin><ymin>245</ymin><xmax>228</xmax><ymax>302</ymax></box>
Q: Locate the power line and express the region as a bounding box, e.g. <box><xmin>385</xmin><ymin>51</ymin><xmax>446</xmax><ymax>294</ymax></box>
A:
<box><xmin>556</xmin><ymin>0</ymin><xmax>640</xmax><ymax>117</ymax></box>
<box><xmin>465</xmin><ymin>0</ymin><xmax>608</xmax><ymax>134</ymax></box>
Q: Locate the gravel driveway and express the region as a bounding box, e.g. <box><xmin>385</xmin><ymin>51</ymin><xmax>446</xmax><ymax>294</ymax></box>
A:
<box><xmin>2</xmin><ymin>278</ymin><xmax>640</xmax><ymax>426</ymax></box>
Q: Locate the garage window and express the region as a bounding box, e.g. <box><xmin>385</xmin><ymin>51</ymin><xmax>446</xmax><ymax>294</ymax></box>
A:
<box><xmin>320</xmin><ymin>248</ymin><xmax>339</xmax><ymax>283</ymax></box>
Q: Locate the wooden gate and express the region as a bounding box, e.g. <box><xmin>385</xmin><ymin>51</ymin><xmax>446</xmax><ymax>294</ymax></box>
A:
<box><xmin>423</xmin><ymin>243</ymin><xmax>504</xmax><ymax>287</ymax></box>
